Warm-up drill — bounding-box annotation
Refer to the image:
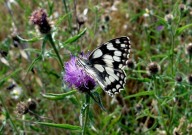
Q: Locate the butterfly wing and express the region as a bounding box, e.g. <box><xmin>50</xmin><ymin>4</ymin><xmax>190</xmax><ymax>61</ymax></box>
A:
<box><xmin>88</xmin><ymin>36</ymin><xmax>131</xmax><ymax>69</ymax></box>
<box><xmin>88</xmin><ymin>37</ymin><xmax>131</xmax><ymax>96</ymax></box>
<box><xmin>92</xmin><ymin>66</ymin><xmax>127</xmax><ymax>96</ymax></box>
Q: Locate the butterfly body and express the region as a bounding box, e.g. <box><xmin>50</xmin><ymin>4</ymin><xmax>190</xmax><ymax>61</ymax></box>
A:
<box><xmin>76</xmin><ymin>37</ymin><xmax>131</xmax><ymax>96</ymax></box>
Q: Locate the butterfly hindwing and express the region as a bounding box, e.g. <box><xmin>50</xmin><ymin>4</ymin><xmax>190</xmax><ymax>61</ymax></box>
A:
<box><xmin>83</xmin><ymin>65</ymin><xmax>126</xmax><ymax>96</ymax></box>
<box><xmin>98</xmin><ymin>67</ymin><xmax>126</xmax><ymax>96</ymax></box>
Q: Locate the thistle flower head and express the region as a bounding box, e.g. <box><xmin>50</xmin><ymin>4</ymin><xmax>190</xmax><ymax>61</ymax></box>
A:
<box><xmin>15</xmin><ymin>102</ymin><xmax>28</xmax><ymax>116</ymax></box>
<box><xmin>100</xmin><ymin>24</ymin><xmax>107</xmax><ymax>32</ymax></box>
<box><xmin>146</xmin><ymin>62</ymin><xmax>160</xmax><ymax>76</ymax></box>
<box><xmin>12</xmin><ymin>36</ymin><xmax>20</xmax><ymax>48</ymax></box>
<box><xmin>164</xmin><ymin>13</ymin><xmax>174</xmax><ymax>24</ymax></box>
<box><xmin>179</xmin><ymin>4</ymin><xmax>186</xmax><ymax>12</ymax></box>
<box><xmin>135</xmin><ymin>103</ymin><xmax>143</xmax><ymax>113</ymax></box>
<box><xmin>187</xmin><ymin>74</ymin><xmax>192</xmax><ymax>84</ymax></box>
<box><xmin>64</xmin><ymin>55</ymin><xmax>96</xmax><ymax>93</ymax></box>
<box><xmin>127</xmin><ymin>59</ymin><xmax>135</xmax><ymax>69</ymax></box>
<box><xmin>175</xmin><ymin>75</ymin><xmax>183</xmax><ymax>83</ymax></box>
<box><xmin>0</xmin><ymin>50</ymin><xmax>8</xmax><ymax>57</ymax></box>
<box><xmin>186</xmin><ymin>43</ymin><xmax>192</xmax><ymax>56</ymax></box>
<box><xmin>27</xmin><ymin>99</ymin><xmax>37</xmax><ymax>111</ymax></box>
<box><xmin>30</xmin><ymin>9</ymin><xmax>51</xmax><ymax>34</ymax></box>
<box><xmin>102</xmin><ymin>14</ymin><xmax>111</xmax><ymax>22</ymax></box>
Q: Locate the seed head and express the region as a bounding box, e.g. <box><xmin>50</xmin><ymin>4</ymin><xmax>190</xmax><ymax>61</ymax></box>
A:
<box><xmin>0</xmin><ymin>50</ymin><xmax>8</xmax><ymax>57</ymax></box>
<box><xmin>164</xmin><ymin>13</ymin><xmax>174</xmax><ymax>24</ymax></box>
<box><xmin>30</xmin><ymin>9</ymin><xmax>51</xmax><ymax>34</ymax></box>
<box><xmin>175</xmin><ymin>75</ymin><xmax>183</xmax><ymax>83</ymax></box>
<box><xmin>12</xmin><ymin>36</ymin><xmax>20</xmax><ymax>48</ymax></box>
<box><xmin>27</xmin><ymin>99</ymin><xmax>37</xmax><ymax>111</ymax></box>
<box><xmin>179</xmin><ymin>4</ymin><xmax>186</xmax><ymax>12</ymax></box>
<box><xmin>187</xmin><ymin>74</ymin><xmax>192</xmax><ymax>84</ymax></box>
<box><xmin>103</xmin><ymin>15</ymin><xmax>111</xmax><ymax>22</ymax></box>
<box><xmin>135</xmin><ymin>103</ymin><xmax>143</xmax><ymax>113</ymax></box>
<box><xmin>100</xmin><ymin>24</ymin><xmax>107</xmax><ymax>32</ymax></box>
<box><xmin>77</xmin><ymin>15</ymin><xmax>87</xmax><ymax>26</ymax></box>
<box><xmin>15</xmin><ymin>102</ymin><xmax>28</xmax><ymax>116</ymax></box>
<box><xmin>186</xmin><ymin>43</ymin><xmax>192</xmax><ymax>56</ymax></box>
<box><xmin>146</xmin><ymin>62</ymin><xmax>160</xmax><ymax>76</ymax></box>
<box><xmin>127</xmin><ymin>59</ymin><xmax>135</xmax><ymax>69</ymax></box>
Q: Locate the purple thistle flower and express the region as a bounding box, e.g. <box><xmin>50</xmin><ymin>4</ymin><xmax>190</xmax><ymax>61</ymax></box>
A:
<box><xmin>64</xmin><ymin>55</ymin><xmax>96</xmax><ymax>93</ymax></box>
<box><xmin>156</xmin><ymin>25</ymin><xmax>164</xmax><ymax>31</ymax></box>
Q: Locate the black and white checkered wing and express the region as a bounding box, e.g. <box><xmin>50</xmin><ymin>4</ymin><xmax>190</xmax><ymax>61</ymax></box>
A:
<box><xmin>88</xmin><ymin>37</ymin><xmax>131</xmax><ymax>96</ymax></box>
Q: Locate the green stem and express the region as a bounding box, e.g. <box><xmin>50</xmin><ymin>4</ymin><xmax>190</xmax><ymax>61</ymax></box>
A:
<box><xmin>153</xmin><ymin>76</ymin><xmax>159</xmax><ymax>99</ymax></box>
<box><xmin>46</xmin><ymin>33</ymin><xmax>64</xmax><ymax>68</ymax></box>
<box><xmin>62</xmin><ymin>0</ymin><xmax>72</xmax><ymax>31</ymax></box>
<box><xmin>82</xmin><ymin>94</ymin><xmax>90</xmax><ymax>135</ymax></box>
<box><xmin>170</xmin><ymin>25</ymin><xmax>175</xmax><ymax>75</ymax></box>
<box><xmin>152</xmin><ymin>76</ymin><xmax>169</xmax><ymax>134</ymax></box>
<box><xmin>189</xmin><ymin>56</ymin><xmax>191</xmax><ymax>71</ymax></box>
<box><xmin>0</xmin><ymin>95</ymin><xmax>18</xmax><ymax>134</ymax></box>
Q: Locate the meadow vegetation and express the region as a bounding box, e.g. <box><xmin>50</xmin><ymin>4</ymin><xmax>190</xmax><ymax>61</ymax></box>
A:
<box><xmin>0</xmin><ymin>0</ymin><xmax>192</xmax><ymax>134</ymax></box>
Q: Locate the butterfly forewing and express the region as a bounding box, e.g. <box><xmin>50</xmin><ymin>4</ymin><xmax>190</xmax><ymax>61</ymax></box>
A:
<box><xmin>77</xmin><ymin>37</ymin><xmax>131</xmax><ymax>96</ymax></box>
<box><xmin>88</xmin><ymin>36</ymin><xmax>131</xmax><ymax>69</ymax></box>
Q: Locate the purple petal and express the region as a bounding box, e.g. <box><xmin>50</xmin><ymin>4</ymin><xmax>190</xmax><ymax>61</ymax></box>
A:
<box><xmin>156</xmin><ymin>25</ymin><xmax>164</xmax><ymax>31</ymax></box>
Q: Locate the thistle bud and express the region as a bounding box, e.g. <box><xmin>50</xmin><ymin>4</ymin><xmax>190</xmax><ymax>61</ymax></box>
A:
<box><xmin>30</xmin><ymin>9</ymin><xmax>51</xmax><ymax>34</ymax></box>
<box><xmin>15</xmin><ymin>102</ymin><xmax>28</xmax><ymax>116</ymax></box>
<box><xmin>186</xmin><ymin>43</ymin><xmax>192</xmax><ymax>56</ymax></box>
<box><xmin>187</xmin><ymin>74</ymin><xmax>192</xmax><ymax>84</ymax></box>
<box><xmin>175</xmin><ymin>75</ymin><xmax>182</xmax><ymax>83</ymax></box>
<box><xmin>27</xmin><ymin>99</ymin><xmax>37</xmax><ymax>111</ymax></box>
<box><xmin>146</xmin><ymin>62</ymin><xmax>160</xmax><ymax>76</ymax></box>
<box><xmin>127</xmin><ymin>59</ymin><xmax>135</xmax><ymax>69</ymax></box>
<box><xmin>164</xmin><ymin>14</ymin><xmax>174</xmax><ymax>24</ymax></box>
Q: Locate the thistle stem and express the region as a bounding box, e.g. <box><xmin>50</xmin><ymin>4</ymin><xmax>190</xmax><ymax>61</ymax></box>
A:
<box><xmin>152</xmin><ymin>76</ymin><xmax>169</xmax><ymax>134</ymax></box>
<box><xmin>170</xmin><ymin>26</ymin><xmax>175</xmax><ymax>75</ymax></box>
<box><xmin>82</xmin><ymin>94</ymin><xmax>90</xmax><ymax>135</ymax></box>
<box><xmin>62</xmin><ymin>0</ymin><xmax>72</xmax><ymax>31</ymax></box>
<box><xmin>189</xmin><ymin>55</ymin><xmax>191</xmax><ymax>70</ymax></box>
<box><xmin>46</xmin><ymin>33</ymin><xmax>64</xmax><ymax>68</ymax></box>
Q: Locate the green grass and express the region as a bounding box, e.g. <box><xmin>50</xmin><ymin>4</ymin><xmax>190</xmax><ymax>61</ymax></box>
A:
<box><xmin>0</xmin><ymin>0</ymin><xmax>192</xmax><ymax>134</ymax></box>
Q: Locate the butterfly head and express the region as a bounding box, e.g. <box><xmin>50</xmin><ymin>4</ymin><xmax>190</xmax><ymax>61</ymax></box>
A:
<box><xmin>76</xmin><ymin>57</ymin><xmax>86</xmax><ymax>68</ymax></box>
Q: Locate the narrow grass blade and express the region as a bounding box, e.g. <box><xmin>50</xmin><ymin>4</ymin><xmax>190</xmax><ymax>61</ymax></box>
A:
<box><xmin>60</xmin><ymin>28</ymin><xmax>87</xmax><ymax>48</ymax></box>
<box><xmin>176</xmin><ymin>23</ymin><xmax>192</xmax><ymax>35</ymax></box>
<box><xmin>27</xmin><ymin>56</ymin><xmax>42</xmax><ymax>74</ymax></box>
<box><xmin>0</xmin><ymin>68</ymin><xmax>21</xmax><ymax>86</ymax></box>
<box><xmin>124</xmin><ymin>91</ymin><xmax>154</xmax><ymax>100</ymax></box>
<box><xmin>41</xmin><ymin>90</ymin><xmax>76</xmax><ymax>100</ymax></box>
<box><xmin>36</xmin><ymin>122</ymin><xmax>81</xmax><ymax>131</ymax></box>
<box><xmin>17</xmin><ymin>35</ymin><xmax>43</xmax><ymax>43</ymax></box>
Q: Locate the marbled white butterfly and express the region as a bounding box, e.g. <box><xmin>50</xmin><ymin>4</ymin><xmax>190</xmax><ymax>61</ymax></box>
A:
<box><xmin>76</xmin><ymin>37</ymin><xmax>131</xmax><ymax>96</ymax></box>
